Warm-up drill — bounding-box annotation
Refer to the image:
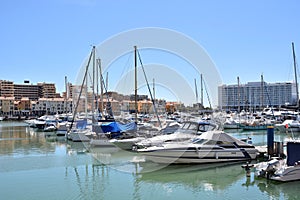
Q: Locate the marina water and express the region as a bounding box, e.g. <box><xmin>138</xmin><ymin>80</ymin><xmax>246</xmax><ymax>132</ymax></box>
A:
<box><xmin>1</xmin><ymin>121</ymin><xmax>300</xmax><ymax>200</ymax></box>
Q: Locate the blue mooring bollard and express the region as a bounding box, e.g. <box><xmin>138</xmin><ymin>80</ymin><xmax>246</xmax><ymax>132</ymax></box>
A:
<box><xmin>267</xmin><ymin>126</ymin><xmax>274</xmax><ymax>156</ymax></box>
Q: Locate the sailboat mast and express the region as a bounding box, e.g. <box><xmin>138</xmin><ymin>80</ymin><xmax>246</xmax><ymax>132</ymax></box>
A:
<box><xmin>96</xmin><ymin>58</ymin><xmax>99</xmax><ymax>117</ymax></box>
<box><xmin>292</xmin><ymin>42</ymin><xmax>299</xmax><ymax>107</ymax></box>
<box><xmin>200</xmin><ymin>74</ymin><xmax>203</xmax><ymax>106</ymax></box>
<box><xmin>260</xmin><ymin>74</ymin><xmax>264</xmax><ymax>111</ymax></box>
<box><xmin>134</xmin><ymin>46</ymin><xmax>138</xmax><ymax>123</ymax></box>
<box><xmin>69</xmin><ymin>47</ymin><xmax>93</xmax><ymax>131</ymax></box>
<box><xmin>194</xmin><ymin>78</ymin><xmax>198</xmax><ymax>103</ymax></box>
<box><xmin>92</xmin><ymin>46</ymin><xmax>96</xmax><ymax>123</ymax></box>
<box><xmin>98</xmin><ymin>59</ymin><xmax>104</xmax><ymax>118</ymax></box>
<box><xmin>237</xmin><ymin>76</ymin><xmax>240</xmax><ymax>112</ymax></box>
<box><xmin>85</xmin><ymin>59</ymin><xmax>89</xmax><ymax>118</ymax></box>
<box><xmin>153</xmin><ymin>78</ymin><xmax>155</xmax><ymax>104</ymax></box>
<box><xmin>137</xmin><ymin>48</ymin><xmax>162</xmax><ymax>128</ymax></box>
<box><xmin>64</xmin><ymin>76</ymin><xmax>67</xmax><ymax>114</ymax></box>
<box><xmin>106</xmin><ymin>72</ymin><xmax>109</xmax><ymax>91</ymax></box>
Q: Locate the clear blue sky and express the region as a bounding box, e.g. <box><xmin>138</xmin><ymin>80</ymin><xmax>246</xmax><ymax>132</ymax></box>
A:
<box><xmin>1</xmin><ymin>0</ymin><xmax>300</xmax><ymax>106</ymax></box>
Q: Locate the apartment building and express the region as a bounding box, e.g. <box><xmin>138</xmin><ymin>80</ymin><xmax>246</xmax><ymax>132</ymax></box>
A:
<box><xmin>218</xmin><ymin>81</ymin><xmax>297</xmax><ymax>111</ymax></box>
<box><xmin>0</xmin><ymin>80</ymin><xmax>14</xmax><ymax>97</ymax></box>
<box><xmin>38</xmin><ymin>83</ymin><xmax>56</xmax><ymax>98</ymax></box>
<box><xmin>14</xmin><ymin>83</ymin><xmax>40</xmax><ymax>100</ymax></box>
<box><xmin>0</xmin><ymin>96</ymin><xmax>15</xmax><ymax>116</ymax></box>
<box><xmin>32</xmin><ymin>98</ymin><xmax>73</xmax><ymax>115</ymax></box>
<box><xmin>0</xmin><ymin>80</ymin><xmax>58</xmax><ymax>101</ymax></box>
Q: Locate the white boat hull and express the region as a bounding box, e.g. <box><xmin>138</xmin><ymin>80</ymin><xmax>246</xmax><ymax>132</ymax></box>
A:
<box><xmin>271</xmin><ymin>166</ymin><xmax>300</xmax><ymax>182</ymax></box>
<box><xmin>110</xmin><ymin>137</ymin><xmax>145</xmax><ymax>150</ymax></box>
<box><xmin>90</xmin><ymin>139</ymin><xmax>115</xmax><ymax>147</ymax></box>
<box><xmin>139</xmin><ymin>148</ymin><xmax>257</xmax><ymax>164</ymax></box>
<box><xmin>255</xmin><ymin>159</ymin><xmax>300</xmax><ymax>182</ymax></box>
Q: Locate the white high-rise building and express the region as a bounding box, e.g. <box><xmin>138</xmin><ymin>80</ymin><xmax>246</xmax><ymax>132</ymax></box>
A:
<box><xmin>218</xmin><ymin>81</ymin><xmax>297</xmax><ymax>111</ymax></box>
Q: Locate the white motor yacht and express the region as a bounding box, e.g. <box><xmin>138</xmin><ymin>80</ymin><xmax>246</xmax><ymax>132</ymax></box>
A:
<box><xmin>133</xmin><ymin>121</ymin><xmax>217</xmax><ymax>150</ymax></box>
<box><xmin>136</xmin><ymin>130</ymin><xmax>258</xmax><ymax>164</ymax></box>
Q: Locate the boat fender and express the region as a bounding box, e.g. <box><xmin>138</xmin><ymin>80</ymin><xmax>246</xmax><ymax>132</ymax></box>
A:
<box><xmin>196</xmin><ymin>147</ymin><xmax>202</xmax><ymax>158</ymax></box>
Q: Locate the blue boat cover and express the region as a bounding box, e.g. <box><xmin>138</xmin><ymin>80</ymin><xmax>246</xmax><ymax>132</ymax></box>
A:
<box><xmin>100</xmin><ymin>122</ymin><xmax>137</xmax><ymax>133</ymax></box>
<box><xmin>287</xmin><ymin>142</ymin><xmax>300</xmax><ymax>166</ymax></box>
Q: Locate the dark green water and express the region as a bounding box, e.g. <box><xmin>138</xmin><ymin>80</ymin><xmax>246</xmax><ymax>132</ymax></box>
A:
<box><xmin>1</xmin><ymin>121</ymin><xmax>300</xmax><ymax>200</ymax></box>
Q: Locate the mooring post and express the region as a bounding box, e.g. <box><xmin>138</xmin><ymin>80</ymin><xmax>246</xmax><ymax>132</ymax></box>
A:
<box><xmin>267</xmin><ymin>126</ymin><xmax>274</xmax><ymax>156</ymax></box>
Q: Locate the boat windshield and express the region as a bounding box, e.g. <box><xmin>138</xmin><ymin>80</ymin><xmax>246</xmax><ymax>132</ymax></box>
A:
<box><xmin>198</xmin><ymin>124</ymin><xmax>216</xmax><ymax>132</ymax></box>
<box><xmin>180</xmin><ymin>122</ymin><xmax>216</xmax><ymax>134</ymax></box>
<box><xmin>181</xmin><ymin>122</ymin><xmax>198</xmax><ymax>131</ymax></box>
<box><xmin>192</xmin><ymin>138</ymin><xmax>234</xmax><ymax>146</ymax></box>
<box><xmin>181</xmin><ymin>122</ymin><xmax>191</xmax><ymax>129</ymax></box>
<box><xmin>188</xmin><ymin>123</ymin><xmax>198</xmax><ymax>131</ymax></box>
<box><xmin>192</xmin><ymin>138</ymin><xmax>208</xmax><ymax>144</ymax></box>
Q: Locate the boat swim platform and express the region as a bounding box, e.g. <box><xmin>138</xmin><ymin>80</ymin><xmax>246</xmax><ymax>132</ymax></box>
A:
<box><xmin>255</xmin><ymin>145</ymin><xmax>267</xmax><ymax>154</ymax></box>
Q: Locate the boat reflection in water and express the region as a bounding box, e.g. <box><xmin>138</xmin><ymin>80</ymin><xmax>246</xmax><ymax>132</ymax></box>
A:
<box><xmin>136</xmin><ymin>163</ymin><xmax>246</xmax><ymax>190</ymax></box>
<box><xmin>2</xmin><ymin>121</ymin><xmax>300</xmax><ymax>200</ymax></box>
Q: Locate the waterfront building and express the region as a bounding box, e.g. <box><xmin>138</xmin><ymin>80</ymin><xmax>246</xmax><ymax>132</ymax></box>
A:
<box><xmin>121</xmin><ymin>100</ymin><xmax>136</xmax><ymax>113</ymax></box>
<box><xmin>99</xmin><ymin>98</ymin><xmax>121</xmax><ymax>116</ymax></box>
<box><xmin>218</xmin><ymin>81</ymin><xmax>297</xmax><ymax>111</ymax></box>
<box><xmin>0</xmin><ymin>96</ymin><xmax>15</xmax><ymax>116</ymax></box>
<box><xmin>0</xmin><ymin>80</ymin><xmax>59</xmax><ymax>101</ymax></box>
<box><xmin>138</xmin><ymin>99</ymin><xmax>153</xmax><ymax>114</ymax></box>
<box><xmin>14</xmin><ymin>83</ymin><xmax>40</xmax><ymax>100</ymax></box>
<box><xmin>16</xmin><ymin>97</ymin><xmax>31</xmax><ymax>116</ymax></box>
<box><xmin>0</xmin><ymin>80</ymin><xmax>14</xmax><ymax>97</ymax></box>
<box><xmin>37</xmin><ymin>82</ymin><xmax>57</xmax><ymax>98</ymax></box>
<box><xmin>32</xmin><ymin>98</ymin><xmax>73</xmax><ymax>115</ymax></box>
<box><xmin>166</xmin><ymin>102</ymin><xmax>182</xmax><ymax>113</ymax></box>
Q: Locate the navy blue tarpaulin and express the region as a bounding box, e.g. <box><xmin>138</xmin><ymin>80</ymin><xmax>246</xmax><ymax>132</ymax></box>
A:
<box><xmin>287</xmin><ymin>142</ymin><xmax>300</xmax><ymax>166</ymax></box>
<box><xmin>100</xmin><ymin>122</ymin><xmax>137</xmax><ymax>133</ymax></box>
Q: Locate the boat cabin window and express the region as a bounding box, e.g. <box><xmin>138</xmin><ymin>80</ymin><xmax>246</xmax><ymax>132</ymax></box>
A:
<box><xmin>198</xmin><ymin>124</ymin><xmax>216</xmax><ymax>132</ymax></box>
